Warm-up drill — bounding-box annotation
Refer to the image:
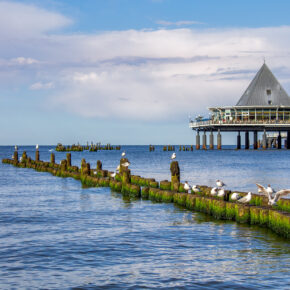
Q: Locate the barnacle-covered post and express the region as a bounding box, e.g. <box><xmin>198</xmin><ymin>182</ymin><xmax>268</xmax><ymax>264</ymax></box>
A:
<box><xmin>96</xmin><ymin>160</ymin><xmax>102</xmax><ymax>170</ymax></box>
<box><xmin>50</xmin><ymin>153</ymin><xmax>55</xmax><ymax>164</ymax></box>
<box><xmin>66</xmin><ymin>153</ymin><xmax>71</xmax><ymax>167</ymax></box>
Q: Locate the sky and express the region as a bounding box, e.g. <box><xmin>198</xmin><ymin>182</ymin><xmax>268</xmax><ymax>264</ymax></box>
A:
<box><xmin>1</xmin><ymin>0</ymin><xmax>290</xmax><ymax>145</ymax></box>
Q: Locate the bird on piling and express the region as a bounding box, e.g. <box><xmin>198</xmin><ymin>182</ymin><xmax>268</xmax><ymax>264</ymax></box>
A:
<box><xmin>116</xmin><ymin>165</ymin><xmax>120</xmax><ymax>172</ymax></box>
<box><xmin>36</xmin><ymin>144</ymin><xmax>39</xmax><ymax>150</ymax></box>
<box><xmin>192</xmin><ymin>185</ymin><xmax>200</xmax><ymax>193</ymax></box>
<box><xmin>171</xmin><ymin>152</ymin><xmax>176</xmax><ymax>160</ymax></box>
<box><xmin>210</xmin><ymin>187</ymin><xmax>218</xmax><ymax>196</ymax></box>
<box><xmin>230</xmin><ymin>192</ymin><xmax>241</xmax><ymax>201</ymax></box>
<box><xmin>20</xmin><ymin>156</ymin><xmax>22</xmax><ymax>162</ymax></box>
<box><xmin>237</xmin><ymin>192</ymin><xmax>252</xmax><ymax>204</ymax></box>
<box><xmin>121</xmin><ymin>151</ymin><xmax>126</xmax><ymax>157</ymax></box>
<box><xmin>184</xmin><ymin>181</ymin><xmax>191</xmax><ymax>192</ymax></box>
<box><xmin>121</xmin><ymin>161</ymin><xmax>130</xmax><ymax>167</ymax></box>
<box><xmin>93</xmin><ymin>170</ymin><xmax>97</xmax><ymax>175</ymax></box>
<box><xmin>110</xmin><ymin>172</ymin><xmax>116</xmax><ymax>178</ymax></box>
<box><xmin>14</xmin><ymin>145</ymin><xmax>18</xmax><ymax>151</ymax></box>
<box><xmin>216</xmin><ymin>180</ymin><xmax>226</xmax><ymax>187</ymax></box>
<box><xmin>266</xmin><ymin>184</ymin><xmax>275</xmax><ymax>197</ymax></box>
<box><xmin>256</xmin><ymin>183</ymin><xmax>290</xmax><ymax>206</ymax></box>
<box><xmin>217</xmin><ymin>188</ymin><xmax>225</xmax><ymax>198</ymax></box>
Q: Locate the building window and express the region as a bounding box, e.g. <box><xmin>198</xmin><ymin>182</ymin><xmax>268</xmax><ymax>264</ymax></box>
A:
<box><xmin>267</xmin><ymin>89</ymin><xmax>271</xmax><ymax>95</ymax></box>
<box><xmin>268</xmin><ymin>100</ymin><xmax>272</xmax><ymax>105</ymax></box>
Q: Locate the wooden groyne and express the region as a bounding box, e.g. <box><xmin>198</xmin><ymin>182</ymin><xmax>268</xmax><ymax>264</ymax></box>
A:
<box><xmin>55</xmin><ymin>143</ymin><xmax>121</xmax><ymax>152</ymax></box>
<box><xmin>2</xmin><ymin>151</ymin><xmax>289</xmax><ymax>239</ymax></box>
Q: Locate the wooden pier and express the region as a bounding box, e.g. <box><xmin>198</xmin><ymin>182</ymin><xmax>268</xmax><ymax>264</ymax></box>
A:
<box><xmin>189</xmin><ymin>63</ymin><xmax>290</xmax><ymax>149</ymax></box>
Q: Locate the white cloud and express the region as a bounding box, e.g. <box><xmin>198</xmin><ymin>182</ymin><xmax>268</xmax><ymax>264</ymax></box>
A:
<box><xmin>30</xmin><ymin>82</ymin><xmax>54</xmax><ymax>90</ymax></box>
<box><xmin>156</xmin><ymin>20</ymin><xmax>205</xmax><ymax>26</ymax></box>
<box><xmin>13</xmin><ymin>57</ymin><xmax>39</xmax><ymax>65</ymax></box>
<box><xmin>1</xmin><ymin>2</ymin><xmax>290</xmax><ymax>122</ymax></box>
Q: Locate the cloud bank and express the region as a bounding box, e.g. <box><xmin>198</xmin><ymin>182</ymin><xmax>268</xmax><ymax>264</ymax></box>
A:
<box><xmin>1</xmin><ymin>1</ymin><xmax>290</xmax><ymax>122</ymax></box>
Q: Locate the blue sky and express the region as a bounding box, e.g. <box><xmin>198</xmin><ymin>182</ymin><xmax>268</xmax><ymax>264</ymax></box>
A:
<box><xmin>1</xmin><ymin>0</ymin><xmax>290</xmax><ymax>145</ymax></box>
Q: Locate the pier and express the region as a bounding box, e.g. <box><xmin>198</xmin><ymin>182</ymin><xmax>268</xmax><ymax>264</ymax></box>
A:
<box><xmin>189</xmin><ymin>63</ymin><xmax>290</xmax><ymax>149</ymax></box>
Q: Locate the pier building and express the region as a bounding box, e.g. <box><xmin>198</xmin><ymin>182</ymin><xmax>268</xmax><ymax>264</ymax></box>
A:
<box><xmin>189</xmin><ymin>63</ymin><xmax>290</xmax><ymax>149</ymax></box>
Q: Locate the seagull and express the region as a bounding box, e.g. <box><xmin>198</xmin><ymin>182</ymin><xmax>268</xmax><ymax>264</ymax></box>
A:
<box><xmin>171</xmin><ymin>152</ymin><xmax>176</xmax><ymax>160</ymax></box>
<box><xmin>49</xmin><ymin>149</ymin><xmax>54</xmax><ymax>152</ymax></box>
<box><xmin>93</xmin><ymin>171</ymin><xmax>97</xmax><ymax>175</ymax></box>
<box><xmin>121</xmin><ymin>151</ymin><xmax>126</xmax><ymax>157</ymax></box>
<box><xmin>20</xmin><ymin>156</ymin><xmax>23</xmax><ymax>162</ymax></box>
<box><xmin>36</xmin><ymin>144</ymin><xmax>39</xmax><ymax>150</ymax></box>
<box><xmin>184</xmin><ymin>181</ymin><xmax>191</xmax><ymax>192</ymax></box>
<box><xmin>11</xmin><ymin>155</ymin><xmax>14</xmax><ymax>160</ymax></box>
<box><xmin>217</xmin><ymin>188</ymin><xmax>225</xmax><ymax>198</ymax></box>
<box><xmin>266</xmin><ymin>184</ymin><xmax>275</xmax><ymax>197</ymax></box>
<box><xmin>14</xmin><ymin>145</ymin><xmax>18</xmax><ymax>151</ymax></box>
<box><xmin>121</xmin><ymin>161</ymin><xmax>130</xmax><ymax>167</ymax></box>
<box><xmin>256</xmin><ymin>183</ymin><xmax>290</xmax><ymax>206</ymax></box>
<box><xmin>116</xmin><ymin>165</ymin><xmax>120</xmax><ymax>172</ymax></box>
<box><xmin>192</xmin><ymin>185</ymin><xmax>200</xmax><ymax>193</ymax></box>
<box><xmin>216</xmin><ymin>180</ymin><xmax>226</xmax><ymax>187</ymax></box>
<box><xmin>231</xmin><ymin>192</ymin><xmax>241</xmax><ymax>201</ymax></box>
<box><xmin>110</xmin><ymin>172</ymin><xmax>116</xmax><ymax>178</ymax></box>
<box><xmin>237</xmin><ymin>192</ymin><xmax>252</xmax><ymax>204</ymax></box>
<box><xmin>210</xmin><ymin>187</ymin><xmax>218</xmax><ymax>196</ymax></box>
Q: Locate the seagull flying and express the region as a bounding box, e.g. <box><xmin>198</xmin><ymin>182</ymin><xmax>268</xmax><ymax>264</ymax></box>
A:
<box><xmin>266</xmin><ymin>184</ymin><xmax>275</xmax><ymax>197</ymax></box>
<box><xmin>237</xmin><ymin>192</ymin><xmax>252</xmax><ymax>204</ymax></box>
<box><xmin>171</xmin><ymin>152</ymin><xmax>176</xmax><ymax>160</ymax></box>
<box><xmin>192</xmin><ymin>185</ymin><xmax>200</xmax><ymax>193</ymax></box>
<box><xmin>216</xmin><ymin>180</ymin><xmax>226</xmax><ymax>187</ymax></box>
<box><xmin>210</xmin><ymin>187</ymin><xmax>218</xmax><ymax>196</ymax></box>
<box><xmin>256</xmin><ymin>183</ymin><xmax>290</xmax><ymax>206</ymax></box>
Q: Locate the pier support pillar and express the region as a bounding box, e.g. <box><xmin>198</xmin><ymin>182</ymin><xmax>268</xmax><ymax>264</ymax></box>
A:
<box><xmin>253</xmin><ymin>131</ymin><xmax>258</xmax><ymax>150</ymax></box>
<box><xmin>236</xmin><ymin>131</ymin><xmax>241</xmax><ymax>150</ymax></box>
<box><xmin>196</xmin><ymin>131</ymin><xmax>200</xmax><ymax>150</ymax></box>
<box><xmin>287</xmin><ymin>131</ymin><xmax>290</xmax><ymax>149</ymax></box>
<box><xmin>262</xmin><ymin>130</ymin><xmax>267</xmax><ymax>150</ymax></box>
<box><xmin>277</xmin><ymin>131</ymin><xmax>281</xmax><ymax>149</ymax></box>
<box><xmin>202</xmin><ymin>131</ymin><xmax>207</xmax><ymax>150</ymax></box>
<box><xmin>217</xmin><ymin>129</ymin><xmax>222</xmax><ymax>150</ymax></box>
<box><xmin>245</xmin><ymin>131</ymin><xmax>249</xmax><ymax>150</ymax></box>
<box><xmin>209</xmin><ymin>131</ymin><xmax>214</xmax><ymax>149</ymax></box>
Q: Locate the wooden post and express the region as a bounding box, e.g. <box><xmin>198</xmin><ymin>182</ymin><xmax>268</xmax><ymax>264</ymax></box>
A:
<box><xmin>170</xmin><ymin>160</ymin><xmax>180</xmax><ymax>191</ymax></box>
<box><xmin>35</xmin><ymin>150</ymin><xmax>39</xmax><ymax>161</ymax></box>
<box><xmin>50</xmin><ymin>153</ymin><xmax>55</xmax><ymax>164</ymax></box>
<box><xmin>66</xmin><ymin>153</ymin><xmax>71</xmax><ymax>167</ymax></box>
<box><xmin>96</xmin><ymin>160</ymin><xmax>102</xmax><ymax>170</ymax></box>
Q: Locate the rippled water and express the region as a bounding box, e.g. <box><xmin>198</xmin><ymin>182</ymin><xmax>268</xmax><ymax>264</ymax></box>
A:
<box><xmin>0</xmin><ymin>146</ymin><xmax>289</xmax><ymax>289</ymax></box>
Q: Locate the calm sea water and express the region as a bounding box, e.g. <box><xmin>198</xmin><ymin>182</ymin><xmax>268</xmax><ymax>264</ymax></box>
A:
<box><xmin>0</xmin><ymin>146</ymin><xmax>289</xmax><ymax>289</ymax></box>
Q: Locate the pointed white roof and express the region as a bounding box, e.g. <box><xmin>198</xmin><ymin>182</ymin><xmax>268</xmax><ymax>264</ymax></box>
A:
<box><xmin>236</xmin><ymin>64</ymin><xmax>290</xmax><ymax>106</ymax></box>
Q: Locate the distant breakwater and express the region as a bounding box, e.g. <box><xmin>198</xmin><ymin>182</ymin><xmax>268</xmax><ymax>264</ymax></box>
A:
<box><xmin>2</xmin><ymin>150</ymin><xmax>290</xmax><ymax>239</ymax></box>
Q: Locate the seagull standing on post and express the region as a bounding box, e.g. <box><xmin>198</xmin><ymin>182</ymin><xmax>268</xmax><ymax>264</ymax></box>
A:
<box><xmin>237</xmin><ymin>192</ymin><xmax>252</xmax><ymax>204</ymax></box>
<box><xmin>184</xmin><ymin>181</ymin><xmax>190</xmax><ymax>193</ymax></box>
<box><xmin>122</xmin><ymin>151</ymin><xmax>126</xmax><ymax>157</ymax></box>
<box><xmin>171</xmin><ymin>152</ymin><xmax>176</xmax><ymax>160</ymax></box>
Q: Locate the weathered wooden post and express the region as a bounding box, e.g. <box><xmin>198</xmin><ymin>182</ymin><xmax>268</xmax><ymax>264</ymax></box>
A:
<box><xmin>13</xmin><ymin>147</ymin><xmax>18</xmax><ymax>163</ymax></box>
<box><xmin>60</xmin><ymin>159</ymin><xmax>67</xmax><ymax>172</ymax></box>
<box><xmin>22</xmin><ymin>151</ymin><xmax>27</xmax><ymax>161</ymax></box>
<box><xmin>96</xmin><ymin>160</ymin><xmax>102</xmax><ymax>170</ymax></box>
<box><xmin>170</xmin><ymin>160</ymin><xmax>180</xmax><ymax>191</ymax></box>
<box><xmin>81</xmin><ymin>158</ymin><xmax>86</xmax><ymax>175</ymax></box>
<box><xmin>66</xmin><ymin>153</ymin><xmax>71</xmax><ymax>167</ymax></box>
<box><xmin>50</xmin><ymin>153</ymin><xmax>55</xmax><ymax>164</ymax></box>
<box><xmin>35</xmin><ymin>149</ymin><xmax>39</xmax><ymax>162</ymax></box>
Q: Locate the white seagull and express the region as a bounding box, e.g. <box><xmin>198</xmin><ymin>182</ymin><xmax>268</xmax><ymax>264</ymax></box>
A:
<box><xmin>237</xmin><ymin>192</ymin><xmax>252</xmax><ymax>204</ymax></box>
<box><xmin>231</xmin><ymin>192</ymin><xmax>241</xmax><ymax>201</ymax></box>
<box><xmin>14</xmin><ymin>145</ymin><xmax>18</xmax><ymax>151</ymax></box>
<box><xmin>217</xmin><ymin>188</ymin><xmax>225</xmax><ymax>198</ymax></box>
<box><xmin>171</xmin><ymin>152</ymin><xmax>176</xmax><ymax>160</ymax></box>
<box><xmin>36</xmin><ymin>144</ymin><xmax>39</xmax><ymax>150</ymax></box>
<box><xmin>116</xmin><ymin>165</ymin><xmax>120</xmax><ymax>172</ymax></box>
<box><xmin>210</xmin><ymin>187</ymin><xmax>218</xmax><ymax>196</ymax></box>
<box><xmin>184</xmin><ymin>181</ymin><xmax>191</xmax><ymax>192</ymax></box>
<box><xmin>121</xmin><ymin>151</ymin><xmax>126</xmax><ymax>157</ymax></box>
<box><xmin>256</xmin><ymin>183</ymin><xmax>290</xmax><ymax>206</ymax></box>
<box><xmin>121</xmin><ymin>161</ymin><xmax>130</xmax><ymax>167</ymax></box>
<box><xmin>266</xmin><ymin>184</ymin><xmax>275</xmax><ymax>197</ymax></box>
<box><xmin>110</xmin><ymin>172</ymin><xmax>116</xmax><ymax>178</ymax></box>
<box><xmin>49</xmin><ymin>149</ymin><xmax>54</xmax><ymax>152</ymax></box>
<box><xmin>192</xmin><ymin>185</ymin><xmax>200</xmax><ymax>193</ymax></box>
<box><xmin>216</xmin><ymin>180</ymin><xmax>226</xmax><ymax>187</ymax></box>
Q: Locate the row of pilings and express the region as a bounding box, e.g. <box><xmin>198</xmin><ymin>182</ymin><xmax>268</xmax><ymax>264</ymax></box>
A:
<box><xmin>195</xmin><ymin>130</ymin><xmax>290</xmax><ymax>150</ymax></box>
<box><xmin>2</xmin><ymin>150</ymin><xmax>290</xmax><ymax>239</ymax></box>
<box><xmin>55</xmin><ymin>143</ymin><xmax>121</xmax><ymax>152</ymax></box>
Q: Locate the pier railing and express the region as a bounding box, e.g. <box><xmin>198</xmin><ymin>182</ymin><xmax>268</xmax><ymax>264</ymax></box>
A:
<box><xmin>189</xmin><ymin>119</ymin><xmax>290</xmax><ymax>128</ymax></box>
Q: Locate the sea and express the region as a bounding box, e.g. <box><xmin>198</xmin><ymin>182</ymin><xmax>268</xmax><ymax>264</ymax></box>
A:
<box><xmin>0</xmin><ymin>145</ymin><xmax>289</xmax><ymax>289</ymax></box>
